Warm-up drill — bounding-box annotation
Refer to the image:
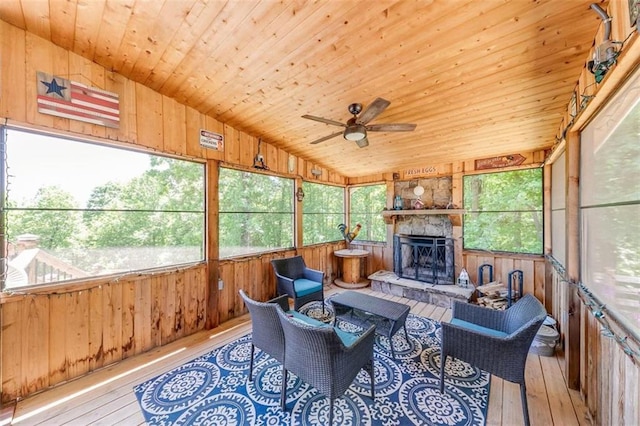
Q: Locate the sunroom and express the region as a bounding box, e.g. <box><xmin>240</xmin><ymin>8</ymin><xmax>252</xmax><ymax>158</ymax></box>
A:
<box><xmin>0</xmin><ymin>1</ymin><xmax>638</xmax><ymax>425</ymax></box>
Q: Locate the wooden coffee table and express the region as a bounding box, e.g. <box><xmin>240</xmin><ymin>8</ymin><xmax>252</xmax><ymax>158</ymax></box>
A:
<box><xmin>330</xmin><ymin>291</ymin><xmax>410</xmax><ymax>358</ymax></box>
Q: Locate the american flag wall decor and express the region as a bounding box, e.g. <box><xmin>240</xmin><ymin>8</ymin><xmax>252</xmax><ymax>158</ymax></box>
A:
<box><xmin>36</xmin><ymin>71</ymin><xmax>120</xmax><ymax>128</ymax></box>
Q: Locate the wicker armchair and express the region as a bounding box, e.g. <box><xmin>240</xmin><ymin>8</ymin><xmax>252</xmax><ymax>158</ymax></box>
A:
<box><xmin>271</xmin><ymin>255</ymin><xmax>325</xmax><ymax>312</ymax></box>
<box><xmin>277</xmin><ymin>308</ymin><xmax>376</xmax><ymax>425</ymax></box>
<box><xmin>239</xmin><ymin>290</ymin><xmax>290</xmax><ymax>381</ymax></box>
<box><xmin>439</xmin><ymin>294</ymin><xmax>547</xmax><ymax>426</ymax></box>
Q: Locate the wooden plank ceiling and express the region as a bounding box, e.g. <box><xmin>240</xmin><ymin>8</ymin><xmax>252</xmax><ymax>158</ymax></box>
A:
<box><xmin>0</xmin><ymin>0</ymin><xmax>603</xmax><ymax>177</ymax></box>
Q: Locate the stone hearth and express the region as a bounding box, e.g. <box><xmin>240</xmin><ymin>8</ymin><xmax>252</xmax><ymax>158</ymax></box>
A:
<box><xmin>369</xmin><ymin>270</ymin><xmax>474</xmax><ymax>308</ymax></box>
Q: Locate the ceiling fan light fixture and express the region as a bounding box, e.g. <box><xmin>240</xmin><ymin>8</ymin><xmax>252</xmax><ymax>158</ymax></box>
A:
<box><xmin>344</xmin><ymin>124</ymin><xmax>366</xmax><ymax>141</ymax></box>
<box><xmin>303</xmin><ymin>98</ymin><xmax>415</xmax><ymax>146</ymax></box>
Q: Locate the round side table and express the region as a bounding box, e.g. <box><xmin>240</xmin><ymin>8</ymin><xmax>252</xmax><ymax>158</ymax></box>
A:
<box><xmin>334</xmin><ymin>249</ymin><xmax>370</xmax><ymax>288</ymax></box>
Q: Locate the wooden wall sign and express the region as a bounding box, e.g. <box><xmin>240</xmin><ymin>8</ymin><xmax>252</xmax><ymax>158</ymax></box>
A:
<box><xmin>475</xmin><ymin>154</ymin><xmax>525</xmax><ymax>170</ymax></box>
<box><xmin>36</xmin><ymin>71</ymin><xmax>120</xmax><ymax>128</ymax></box>
<box><xmin>199</xmin><ymin>129</ymin><xmax>224</xmax><ymax>151</ymax></box>
<box><xmin>403</xmin><ymin>165</ymin><xmax>438</xmax><ymax>177</ymax></box>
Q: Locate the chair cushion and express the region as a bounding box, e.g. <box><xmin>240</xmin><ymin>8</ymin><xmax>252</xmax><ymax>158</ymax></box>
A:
<box><xmin>285</xmin><ymin>310</ymin><xmax>357</xmax><ymax>347</ymax></box>
<box><xmin>450</xmin><ymin>318</ymin><xmax>509</xmax><ymax>338</ymax></box>
<box><xmin>293</xmin><ymin>278</ymin><xmax>322</xmax><ymax>297</ymax></box>
<box><xmin>334</xmin><ymin>328</ymin><xmax>359</xmax><ymax>347</ymax></box>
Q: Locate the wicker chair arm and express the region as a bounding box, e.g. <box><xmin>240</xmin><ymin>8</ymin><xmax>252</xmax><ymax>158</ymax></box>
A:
<box><xmin>267</xmin><ymin>294</ymin><xmax>291</xmax><ymax>312</ymax></box>
<box><xmin>303</xmin><ymin>266</ymin><xmax>324</xmax><ymax>284</ymax></box>
<box><xmin>274</xmin><ymin>272</ymin><xmax>297</xmax><ymax>295</ymax></box>
<box><xmin>442</xmin><ymin>323</ymin><xmax>511</xmax><ymax>364</ymax></box>
<box><xmin>452</xmin><ymin>300</ymin><xmax>506</xmax><ymax>330</ymax></box>
<box><xmin>340</xmin><ymin>324</ymin><xmax>376</xmax><ymax>352</ymax></box>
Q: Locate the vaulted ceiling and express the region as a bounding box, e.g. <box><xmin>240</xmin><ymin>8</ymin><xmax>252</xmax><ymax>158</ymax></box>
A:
<box><xmin>0</xmin><ymin>1</ymin><xmax>603</xmax><ymax>177</ymax></box>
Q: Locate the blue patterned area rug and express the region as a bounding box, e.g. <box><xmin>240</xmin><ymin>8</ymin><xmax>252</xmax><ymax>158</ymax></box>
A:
<box><xmin>134</xmin><ymin>302</ymin><xmax>490</xmax><ymax>425</ymax></box>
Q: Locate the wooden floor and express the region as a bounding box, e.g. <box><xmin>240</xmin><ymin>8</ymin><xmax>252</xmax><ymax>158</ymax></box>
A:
<box><xmin>1</xmin><ymin>286</ymin><xmax>591</xmax><ymax>426</ymax></box>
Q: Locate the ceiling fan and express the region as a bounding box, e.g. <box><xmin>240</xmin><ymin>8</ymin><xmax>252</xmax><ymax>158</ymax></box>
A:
<box><xmin>302</xmin><ymin>98</ymin><xmax>417</xmax><ymax>148</ymax></box>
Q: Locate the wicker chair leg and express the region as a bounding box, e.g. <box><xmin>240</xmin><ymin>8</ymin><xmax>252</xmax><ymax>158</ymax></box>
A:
<box><xmin>280</xmin><ymin>367</ymin><xmax>288</xmax><ymax>411</ymax></box>
<box><xmin>328</xmin><ymin>398</ymin><xmax>334</xmax><ymax>425</ymax></box>
<box><xmin>248</xmin><ymin>344</ymin><xmax>255</xmax><ymax>381</ymax></box>
<box><xmin>520</xmin><ymin>383</ymin><xmax>530</xmax><ymax>426</ymax></box>
<box><xmin>439</xmin><ymin>354</ymin><xmax>447</xmax><ymax>393</ymax></box>
<box><xmin>369</xmin><ymin>361</ymin><xmax>375</xmax><ymax>399</ymax></box>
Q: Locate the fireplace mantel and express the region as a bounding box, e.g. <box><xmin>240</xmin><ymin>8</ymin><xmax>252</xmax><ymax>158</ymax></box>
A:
<box><xmin>381</xmin><ymin>209</ymin><xmax>465</xmax><ymax>226</ymax></box>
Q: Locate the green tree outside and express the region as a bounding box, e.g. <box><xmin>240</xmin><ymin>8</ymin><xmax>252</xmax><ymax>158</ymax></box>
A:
<box><xmin>463</xmin><ymin>168</ymin><xmax>543</xmax><ymax>254</ymax></box>
<box><xmin>350</xmin><ymin>184</ymin><xmax>386</xmax><ymax>242</ymax></box>
<box><xmin>7</xmin><ymin>186</ymin><xmax>81</xmax><ymax>249</ymax></box>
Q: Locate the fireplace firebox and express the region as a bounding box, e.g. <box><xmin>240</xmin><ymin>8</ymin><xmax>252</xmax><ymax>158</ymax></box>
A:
<box><xmin>393</xmin><ymin>234</ymin><xmax>454</xmax><ymax>285</ymax></box>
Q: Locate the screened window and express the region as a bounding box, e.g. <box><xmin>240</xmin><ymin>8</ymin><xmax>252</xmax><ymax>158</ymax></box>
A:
<box><xmin>349</xmin><ymin>184</ymin><xmax>387</xmax><ymax>242</ymax></box>
<box><xmin>2</xmin><ymin>127</ymin><xmax>205</xmax><ymax>289</ymax></box>
<box><xmin>580</xmin><ymin>67</ymin><xmax>640</xmax><ymax>338</ymax></box>
<box><xmin>463</xmin><ymin>169</ymin><xmax>543</xmax><ymax>254</ymax></box>
<box><xmin>551</xmin><ymin>151</ymin><xmax>566</xmax><ymax>266</ymax></box>
<box><xmin>302</xmin><ymin>182</ymin><xmax>344</xmax><ymax>245</ymax></box>
<box><xmin>218</xmin><ymin>168</ymin><xmax>294</xmax><ymax>258</ymax></box>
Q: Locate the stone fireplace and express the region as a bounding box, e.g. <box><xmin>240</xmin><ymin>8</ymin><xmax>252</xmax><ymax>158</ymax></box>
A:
<box><xmin>370</xmin><ymin>176</ymin><xmax>474</xmax><ymax>307</ymax></box>
<box><xmin>394</xmin><ymin>234</ymin><xmax>454</xmax><ymax>285</ymax></box>
<box><xmin>392</xmin><ymin>180</ymin><xmax>455</xmax><ymax>285</ymax></box>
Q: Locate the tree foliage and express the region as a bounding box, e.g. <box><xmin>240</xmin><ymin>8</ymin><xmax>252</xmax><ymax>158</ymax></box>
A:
<box><xmin>83</xmin><ymin>157</ymin><xmax>204</xmax><ymax>248</ymax></box>
<box><xmin>302</xmin><ymin>182</ymin><xmax>344</xmax><ymax>245</ymax></box>
<box><xmin>463</xmin><ymin>168</ymin><xmax>543</xmax><ymax>254</ymax></box>
<box><xmin>350</xmin><ymin>184</ymin><xmax>386</xmax><ymax>242</ymax></box>
<box><xmin>7</xmin><ymin>186</ymin><xmax>80</xmax><ymax>249</ymax></box>
<box><xmin>218</xmin><ymin>168</ymin><xmax>294</xmax><ymax>257</ymax></box>
<box><xmin>7</xmin><ymin>156</ymin><xmax>205</xmax><ymax>265</ymax></box>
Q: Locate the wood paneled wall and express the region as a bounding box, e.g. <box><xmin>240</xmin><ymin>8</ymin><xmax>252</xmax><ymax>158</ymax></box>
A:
<box><xmin>1</xmin><ymin>266</ymin><xmax>207</xmax><ymax>402</ymax></box>
<box><xmin>550</xmin><ymin>264</ymin><xmax>640</xmax><ymax>425</ymax></box>
<box><xmin>463</xmin><ymin>251</ymin><xmax>546</xmax><ymax>302</ymax></box>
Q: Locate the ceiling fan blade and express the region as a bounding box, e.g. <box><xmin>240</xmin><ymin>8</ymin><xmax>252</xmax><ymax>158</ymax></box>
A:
<box><xmin>356</xmin><ymin>98</ymin><xmax>390</xmax><ymax>124</ymax></box>
<box><xmin>366</xmin><ymin>123</ymin><xmax>417</xmax><ymax>132</ymax></box>
<box><xmin>309</xmin><ymin>131</ymin><xmax>343</xmax><ymax>145</ymax></box>
<box><xmin>355</xmin><ymin>137</ymin><xmax>369</xmax><ymax>148</ymax></box>
<box><xmin>302</xmin><ymin>114</ymin><xmax>346</xmax><ymax>127</ymax></box>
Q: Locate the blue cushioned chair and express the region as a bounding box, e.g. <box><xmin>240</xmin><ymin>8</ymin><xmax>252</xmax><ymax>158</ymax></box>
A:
<box><xmin>239</xmin><ymin>289</ymin><xmax>289</xmax><ymax>382</ymax></box>
<box><xmin>439</xmin><ymin>294</ymin><xmax>547</xmax><ymax>426</ymax></box>
<box><xmin>276</xmin><ymin>307</ymin><xmax>375</xmax><ymax>425</ymax></box>
<box><xmin>271</xmin><ymin>255</ymin><xmax>325</xmax><ymax>312</ymax></box>
<box><xmin>240</xmin><ymin>289</ymin><xmax>334</xmax><ymax>385</ymax></box>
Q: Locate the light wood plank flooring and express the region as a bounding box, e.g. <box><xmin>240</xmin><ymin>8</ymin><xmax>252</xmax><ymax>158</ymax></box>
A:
<box><xmin>1</xmin><ymin>286</ymin><xmax>591</xmax><ymax>425</ymax></box>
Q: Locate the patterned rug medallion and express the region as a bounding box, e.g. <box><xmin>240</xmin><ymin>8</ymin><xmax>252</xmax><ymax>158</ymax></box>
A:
<box><xmin>134</xmin><ymin>301</ymin><xmax>490</xmax><ymax>425</ymax></box>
